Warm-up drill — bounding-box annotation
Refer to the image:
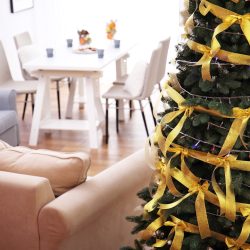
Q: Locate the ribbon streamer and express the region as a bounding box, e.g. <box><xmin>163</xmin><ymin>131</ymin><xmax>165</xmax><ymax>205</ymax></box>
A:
<box><xmin>199</xmin><ymin>0</ymin><xmax>250</xmax><ymax>56</ymax></box>
<box><xmin>159</xmin><ymin>167</ymin><xmax>212</xmax><ymax>239</ymax></box>
<box><xmin>163</xmin><ymin>81</ymin><xmax>250</xmax><ymax>158</ymax></box>
<box><xmin>225</xmin><ymin>237</ymin><xmax>250</xmax><ymax>250</ymax></box>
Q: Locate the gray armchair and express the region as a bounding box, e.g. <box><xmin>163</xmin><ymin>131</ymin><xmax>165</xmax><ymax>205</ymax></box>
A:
<box><xmin>0</xmin><ymin>89</ymin><xmax>20</xmax><ymax>146</ymax></box>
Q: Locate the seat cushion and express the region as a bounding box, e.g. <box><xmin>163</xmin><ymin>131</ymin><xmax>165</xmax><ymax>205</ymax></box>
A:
<box><xmin>0</xmin><ymin>111</ymin><xmax>18</xmax><ymax>135</ymax></box>
<box><xmin>0</xmin><ymin>141</ymin><xmax>90</xmax><ymax>196</ymax></box>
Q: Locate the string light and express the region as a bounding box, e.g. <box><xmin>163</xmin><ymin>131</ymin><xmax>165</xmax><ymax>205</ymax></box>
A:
<box><xmin>165</xmin><ymin>124</ymin><xmax>250</xmax><ymax>153</ymax></box>
<box><xmin>169</xmin><ymin>81</ymin><xmax>250</xmax><ymax>101</ymax></box>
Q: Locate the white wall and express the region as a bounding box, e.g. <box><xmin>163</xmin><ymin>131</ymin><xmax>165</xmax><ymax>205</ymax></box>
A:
<box><xmin>0</xmin><ymin>0</ymin><xmax>37</xmax><ymax>80</ymax></box>
<box><xmin>0</xmin><ymin>0</ymin><xmax>180</xmax><ymax>80</ymax></box>
<box><xmin>0</xmin><ymin>0</ymin><xmax>58</xmax><ymax>80</ymax></box>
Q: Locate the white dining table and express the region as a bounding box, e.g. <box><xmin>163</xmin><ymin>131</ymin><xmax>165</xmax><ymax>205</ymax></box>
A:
<box><xmin>23</xmin><ymin>43</ymin><xmax>132</xmax><ymax>148</ymax></box>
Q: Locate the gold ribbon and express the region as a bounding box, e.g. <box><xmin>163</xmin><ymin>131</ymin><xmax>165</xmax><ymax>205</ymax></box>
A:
<box><xmin>225</xmin><ymin>237</ymin><xmax>250</xmax><ymax>250</ymax></box>
<box><xmin>141</xmin><ymin>213</ymin><xmax>250</xmax><ymax>249</ymax></box>
<box><xmin>199</xmin><ymin>0</ymin><xmax>250</xmax><ymax>55</ymax></box>
<box><xmin>187</xmin><ymin>40</ymin><xmax>215</xmax><ymax>80</ymax></box>
<box><xmin>162</xmin><ymin>81</ymin><xmax>250</xmax><ymax>157</ymax></box>
<box><xmin>156</xmin><ymin>82</ymin><xmax>193</xmax><ymax>155</ymax></box>
<box><xmin>232</xmin><ymin>208</ymin><xmax>250</xmax><ymax>248</ymax></box>
<box><xmin>187</xmin><ymin>40</ymin><xmax>250</xmax><ymax>81</ymax></box>
<box><xmin>167</xmin><ymin>143</ymin><xmax>250</xmax><ymax>219</ymax></box>
<box><xmin>159</xmin><ymin>179</ymin><xmax>211</xmax><ymax>239</ymax></box>
<box><xmin>144</xmin><ymin>149</ymin><xmax>183</xmax><ymax>212</ymax></box>
<box><xmin>141</xmin><ymin>216</ymin><xmax>164</xmax><ymax>240</ymax></box>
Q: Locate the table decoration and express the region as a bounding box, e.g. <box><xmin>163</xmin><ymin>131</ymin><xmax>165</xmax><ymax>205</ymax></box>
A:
<box><xmin>77</xmin><ymin>29</ymin><xmax>91</xmax><ymax>46</ymax></box>
<box><xmin>106</xmin><ymin>20</ymin><xmax>116</xmax><ymax>40</ymax></box>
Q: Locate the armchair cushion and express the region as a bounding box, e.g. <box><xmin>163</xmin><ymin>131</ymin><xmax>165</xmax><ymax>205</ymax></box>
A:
<box><xmin>0</xmin><ymin>141</ymin><xmax>90</xmax><ymax>196</ymax></box>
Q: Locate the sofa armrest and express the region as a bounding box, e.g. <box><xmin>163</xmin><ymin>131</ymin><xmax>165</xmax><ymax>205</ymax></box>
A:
<box><xmin>0</xmin><ymin>89</ymin><xmax>17</xmax><ymax>111</ymax></box>
<box><xmin>0</xmin><ymin>171</ymin><xmax>55</xmax><ymax>250</ymax></box>
<box><xmin>38</xmin><ymin>149</ymin><xmax>153</xmax><ymax>250</ymax></box>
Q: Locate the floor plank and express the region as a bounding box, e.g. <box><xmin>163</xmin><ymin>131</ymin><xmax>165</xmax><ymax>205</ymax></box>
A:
<box><xmin>17</xmin><ymin>83</ymin><xmax>157</xmax><ymax>176</ymax></box>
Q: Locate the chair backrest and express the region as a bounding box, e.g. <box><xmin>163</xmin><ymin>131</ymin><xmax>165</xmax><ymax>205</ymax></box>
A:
<box><xmin>157</xmin><ymin>37</ymin><xmax>170</xmax><ymax>83</ymax></box>
<box><xmin>14</xmin><ymin>31</ymin><xmax>32</xmax><ymax>50</ymax></box>
<box><xmin>140</xmin><ymin>44</ymin><xmax>162</xmax><ymax>99</ymax></box>
<box><xmin>123</xmin><ymin>61</ymin><xmax>148</xmax><ymax>98</ymax></box>
<box><xmin>0</xmin><ymin>41</ymin><xmax>12</xmax><ymax>83</ymax></box>
<box><xmin>17</xmin><ymin>45</ymin><xmax>41</xmax><ymax>80</ymax></box>
<box><xmin>14</xmin><ymin>31</ymin><xmax>40</xmax><ymax>80</ymax></box>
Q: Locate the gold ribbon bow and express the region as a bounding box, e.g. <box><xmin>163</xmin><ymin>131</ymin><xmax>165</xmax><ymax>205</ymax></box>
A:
<box><xmin>199</xmin><ymin>0</ymin><xmax>250</xmax><ymax>55</ymax></box>
<box><xmin>154</xmin><ymin>216</ymin><xmax>200</xmax><ymax>249</ymax></box>
<box><xmin>187</xmin><ymin>40</ymin><xmax>215</xmax><ymax>81</ymax></box>
<box><xmin>159</xmin><ymin>180</ymin><xmax>211</xmax><ymax>239</ymax></box>
<box><xmin>188</xmin><ymin>40</ymin><xmax>250</xmax><ymax>81</ymax></box>
<box><xmin>211</xmin><ymin>14</ymin><xmax>250</xmax><ymax>55</ymax></box>
<box><xmin>162</xmin><ymin>82</ymin><xmax>250</xmax><ymax>157</ymax></box>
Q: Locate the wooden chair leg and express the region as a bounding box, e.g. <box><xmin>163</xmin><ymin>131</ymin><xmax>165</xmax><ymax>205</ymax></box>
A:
<box><xmin>148</xmin><ymin>97</ymin><xmax>156</xmax><ymax>126</ymax></box>
<box><xmin>56</xmin><ymin>81</ymin><xmax>61</xmax><ymax>119</ymax></box>
<box><xmin>139</xmin><ymin>100</ymin><xmax>149</xmax><ymax>137</ymax></box>
<box><xmin>115</xmin><ymin>100</ymin><xmax>119</xmax><ymax>133</ymax></box>
<box><xmin>105</xmin><ymin>99</ymin><xmax>109</xmax><ymax>144</ymax></box>
<box><xmin>129</xmin><ymin>100</ymin><xmax>133</xmax><ymax>118</ymax></box>
<box><xmin>22</xmin><ymin>93</ymin><xmax>29</xmax><ymax>120</ymax></box>
<box><xmin>31</xmin><ymin>93</ymin><xmax>35</xmax><ymax>114</ymax></box>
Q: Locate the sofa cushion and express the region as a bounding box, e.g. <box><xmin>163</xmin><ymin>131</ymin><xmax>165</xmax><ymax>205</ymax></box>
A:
<box><xmin>0</xmin><ymin>111</ymin><xmax>18</xmax><ymax>135</ymax></box>
<box><xmin>0</xmin><ymin>141</ymin><xmax>90</xmax><ymax>196</ymax></box>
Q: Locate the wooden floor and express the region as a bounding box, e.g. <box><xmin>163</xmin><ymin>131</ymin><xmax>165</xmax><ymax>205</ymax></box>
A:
<box><xmin>17</xmin><ymin>83</ymin><xmax>157</xmax><ymax>176</ymax></box>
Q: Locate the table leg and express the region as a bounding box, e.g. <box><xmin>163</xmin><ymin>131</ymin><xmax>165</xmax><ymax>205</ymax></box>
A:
<box><xmin>78</xmin><ymin>78</ymin><xmax>85</xmax><ymax>109</ymax></box>
<box><xmin>93</xmin><ymin>78</ymin><xmax>105</xmax><ymax>134</ymax></box>
<box><xmin>29</xmin><ymin>77</ymin><xmax>51</xmax><ymax>146</ymax></box>
<box><xmin>84</xmin><ymin>77</ymin><xmax>101</xmax><ymax>148</ymax></box>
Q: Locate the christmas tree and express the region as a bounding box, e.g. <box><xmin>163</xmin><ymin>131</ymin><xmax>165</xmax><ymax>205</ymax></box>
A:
<box><xmin>122</xmin><ymin>0</ymin><xmax>250</xmax><ymax>249</ymax></box>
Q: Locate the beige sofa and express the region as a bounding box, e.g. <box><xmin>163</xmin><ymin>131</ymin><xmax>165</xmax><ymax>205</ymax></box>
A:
<box><xmin>0</xmin><ymin>149</ymin><xmax>152</xmax><ymax>250</ymax></box>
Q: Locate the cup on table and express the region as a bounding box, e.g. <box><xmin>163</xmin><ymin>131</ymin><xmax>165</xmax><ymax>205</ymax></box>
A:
<box><xmin>97</xmin><ymin>49</ymin><xmax>104</xmax><ymax>58</ymax></box>
<box><xmin>46</xmin><ymin>48</ymin><xmax>54</xmax><ymax>58</ymax></box>
<box><xmin>66</xmin><ymin>39</ymin><xmax>73</xmax><ymax>48</ymax></box>
<box><xmin>114</xmin><ymin>39</ymin><xmax>120</xmax><ymax>48</ymax></box>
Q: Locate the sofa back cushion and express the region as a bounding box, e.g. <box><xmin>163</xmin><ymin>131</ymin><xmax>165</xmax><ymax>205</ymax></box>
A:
<box><xmin>0</xmin><ymin>141</ymin><xmax>90</xmax><ymax>196</ymax></box>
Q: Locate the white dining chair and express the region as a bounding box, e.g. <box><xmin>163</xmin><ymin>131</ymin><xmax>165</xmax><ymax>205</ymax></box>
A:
<box><xmin>102</xmin><ymin>44</ymin><xmax>162</xmax><ymax>143</ymax></box>
<box><xmin>14</xmin><ymin>31</ymin><xmax>69</xmax><ymax>120</ymax></box>
<box><xmin>157</xmin><ymin>37</ymin><xmax>171</xmax><ymax>90</ymax></box>
<box><xmin>0</xmin><ymin>40</ymin><xmax>37</xmax><ymax>117</ymax></box>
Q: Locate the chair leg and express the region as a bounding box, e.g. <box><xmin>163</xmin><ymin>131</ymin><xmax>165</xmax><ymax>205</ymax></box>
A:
<box><xmin>105</xmin><ymin>99</ymin><xmax>109</xmax><ymax>144</ymax></box>
<box><xmin>56</xmin><ymin>81</ymin><xmax>61</xmax><ymax>119</ymax></box>
<box><xmin>158</xmin><ymin>82</ymin><xmax>162</xmax><ymax>92</ymax></box>
<box><xmin>67</xmin><ymin>77</ymin><xmax>71</xmax><ymax>89</ymax></box>
<box><xmin>139</xmin><ymin>100</ymin><xmax>149</xmax><ymax>137</ymax></box>
<box><xmin>148</xmin><ymin>97</ymin><xmax>156</xmax><ymax>126</ymax></box>
<box><xmin>115</xmin><ymin>100</ymin><xmax>119</xmax><ymax>133</ymax></box>
<box><xmin>22</xmin><ymin>93</ymin><xmax>29</xmax><ymax>120</ymax></box>
<box><xmin>31</xmin><ymin>93</ymin><xmax>35</xmax><ymax>114</ymax></box>
<box><xmin>129</xmin><ymin>100</ymin><xmax>133</xmax><ymax>118</ymax></box>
